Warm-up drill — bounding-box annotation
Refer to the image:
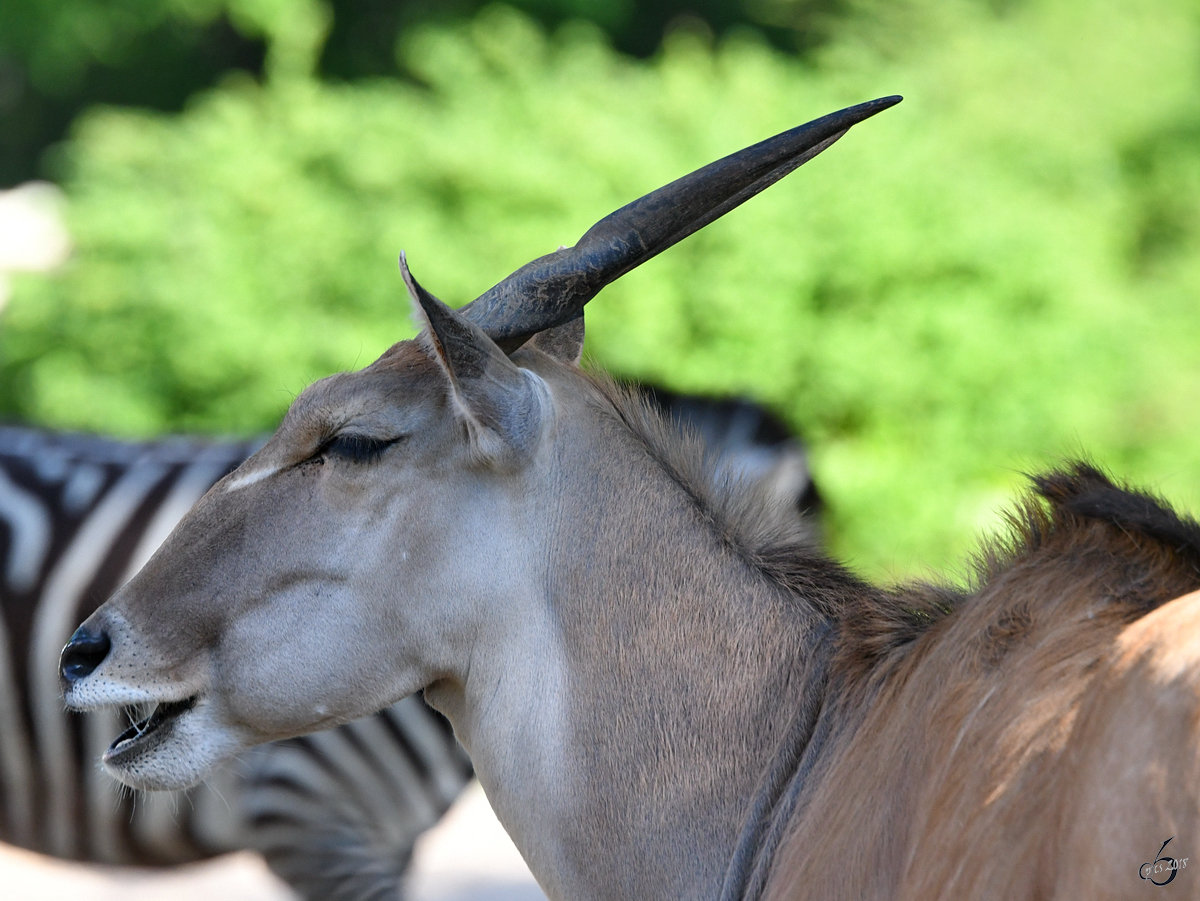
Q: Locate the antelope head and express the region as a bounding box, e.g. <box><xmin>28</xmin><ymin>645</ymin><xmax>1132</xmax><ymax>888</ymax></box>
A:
<box><xmin>60</xmin><ymin>97</ymin><xmax>899</xmax><ymax>793</ymax></box>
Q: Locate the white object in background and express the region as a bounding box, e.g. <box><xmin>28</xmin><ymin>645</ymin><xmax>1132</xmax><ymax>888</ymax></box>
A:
<box><xmin>0</xmin><ymin>181</ymin><xmax>71</xmax><ymax>309</ymax></box>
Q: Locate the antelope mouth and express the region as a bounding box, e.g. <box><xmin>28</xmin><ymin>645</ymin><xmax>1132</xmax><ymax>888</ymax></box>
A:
<box><xmin>104</xmin><ymin>696</ymin><xmax>198</xmax><ymax>763</ymax></box>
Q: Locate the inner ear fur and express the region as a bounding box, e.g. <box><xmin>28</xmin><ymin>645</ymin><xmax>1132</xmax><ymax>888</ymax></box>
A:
<box><xmin>402</xmin><ymin>256</ymin><xmax>548</xmax><ymax>465</ymax></box>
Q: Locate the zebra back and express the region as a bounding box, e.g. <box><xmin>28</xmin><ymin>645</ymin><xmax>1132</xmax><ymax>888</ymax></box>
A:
<box><xmin>641</xmin><ymin>386</ymin><xmax>823</xmax><ymax>521</ymax></box>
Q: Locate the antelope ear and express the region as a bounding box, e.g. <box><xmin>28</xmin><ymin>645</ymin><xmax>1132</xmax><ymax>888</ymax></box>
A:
<box><xmin>400</xmin><ymin>255</ymin><xmax>547</xmax><ymax>464</ymax></box>
<box><xmin>527</xmin><ymin>314</ymin><xmax>584</xmax><ymax>365</ymax></box>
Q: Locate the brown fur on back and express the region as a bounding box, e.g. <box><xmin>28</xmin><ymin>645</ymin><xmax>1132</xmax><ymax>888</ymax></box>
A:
<box><xmin>763</xmin><ymin>462</ymin><xmax>1200</xmax><ymax>899</ymax></box>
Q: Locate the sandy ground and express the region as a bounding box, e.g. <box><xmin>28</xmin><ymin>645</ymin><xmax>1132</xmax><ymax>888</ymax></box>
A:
<box><xmin>0</xmin><ymin>782</ymin><xmax>546</xmax><ymax>900</ymax></box>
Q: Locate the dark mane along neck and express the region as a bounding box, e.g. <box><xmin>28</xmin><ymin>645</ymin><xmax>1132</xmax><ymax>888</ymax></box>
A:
<box><xmin>833</xmin><ymin>461</ymin><xmax>1200</xmax><ymax>689</ymax></box>
<box><xmin>966</xmin><ymin>461</ymin><xmax>1200</xmax><ymax>627</ymax></box>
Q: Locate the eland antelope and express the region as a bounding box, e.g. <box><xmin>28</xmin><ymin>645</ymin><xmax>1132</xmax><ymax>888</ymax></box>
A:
<box><xmin>2</xmin><ymin>392</ymin><xmax>811</xmax><ymax>897</ymax></box>
<box><xmin>59</xmin><ymin>96</ymin><xmax>1200</xmax><ymax>899</ymax></box>
<box><xmin>1</xmin><ymin>392</ymin><xmax>812</xmax><ymax>897</ymax></box>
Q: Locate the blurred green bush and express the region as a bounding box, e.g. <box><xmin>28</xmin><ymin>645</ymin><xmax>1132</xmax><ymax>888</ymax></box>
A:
<box><xmin>2</xmin><ymin>0</ymin><xmax>1199</xmax><ymax>579</ymax></box>
<box><xmin>0</xmin><ymin>0</ymin><xmax>845</xmax><ymax>184</ymax></box>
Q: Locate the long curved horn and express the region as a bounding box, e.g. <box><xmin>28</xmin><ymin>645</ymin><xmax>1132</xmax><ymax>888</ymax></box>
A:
<box><xmin>461</xmin><ymin>95</ymin><xmax>901</xmax><ymax>351</ymax></box>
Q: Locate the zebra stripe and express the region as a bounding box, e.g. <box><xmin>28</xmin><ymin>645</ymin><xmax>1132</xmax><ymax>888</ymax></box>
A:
<box><xmin>0</xmin><ymin>425</ymin><xmax>473</xmax><ymax>899</ymax></box>
<box><xmin>31</xmin><ymin>457</ymin><xmax>171</xmax><ymax>858</ymax></box>
<box><xmin>0</xmin><ymin>466</ymin><xmax>50</xmax><ymax>591</ymax></box>
<box><xmin>0</xmin><ymin>598</ymin><xmax>34</xmax><ymax>848</ymax></box>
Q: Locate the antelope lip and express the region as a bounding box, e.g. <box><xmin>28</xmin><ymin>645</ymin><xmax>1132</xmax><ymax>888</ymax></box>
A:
<box><xmin>104</xmin><ymin>696</ymin><xmax>198</xmax><ymax>760</ymax></box>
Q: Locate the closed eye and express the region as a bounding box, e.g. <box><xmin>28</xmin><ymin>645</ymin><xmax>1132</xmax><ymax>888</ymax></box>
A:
<box><xmin>320</xmin><ymin>433</ymin><xmax>403</xmax><ymax>465</ymax></box>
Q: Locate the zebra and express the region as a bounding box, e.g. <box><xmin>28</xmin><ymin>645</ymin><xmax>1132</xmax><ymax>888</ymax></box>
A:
<box><xmin>0</xmin><ymin>389</ymin><xmax>818</xmax><ymax>898</ymax></box>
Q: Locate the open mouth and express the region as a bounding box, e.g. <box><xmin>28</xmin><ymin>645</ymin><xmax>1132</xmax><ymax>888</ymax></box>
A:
<box><xmin>104</xmin><ymin>696</ymin><xmax>198</xmax><ymax>761</ymax></box>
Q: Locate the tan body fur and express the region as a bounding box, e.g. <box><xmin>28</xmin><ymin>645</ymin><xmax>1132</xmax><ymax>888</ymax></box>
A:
<box><xmin>766</xmin><ymin>498</ymin><xmax>1200</xmax><ymax>899</ymax></box>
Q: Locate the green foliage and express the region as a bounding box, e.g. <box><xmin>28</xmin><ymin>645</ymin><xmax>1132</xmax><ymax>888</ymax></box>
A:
<box><xmin>3</xmin><ymin>1</ymin><xmax>1200</xmax><ymax>580</ymax></box>
<box><xmin>0</xmin><ymin>0</ymin><xmax>843</xmax><ymax>184</ymax></box>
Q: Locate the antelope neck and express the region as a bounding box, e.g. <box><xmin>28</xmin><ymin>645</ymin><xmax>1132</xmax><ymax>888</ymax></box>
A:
<box><xmin>445</xmin><ymin>480</ymin><xmax>828</xmax><ymax>897</ymax></box>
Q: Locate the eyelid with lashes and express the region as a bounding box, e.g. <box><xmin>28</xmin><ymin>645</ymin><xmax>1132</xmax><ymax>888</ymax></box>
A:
<box><xmin>316</xmin><ymin>432</ymin><xmax>405</xmax><ymax>465</ymax></box>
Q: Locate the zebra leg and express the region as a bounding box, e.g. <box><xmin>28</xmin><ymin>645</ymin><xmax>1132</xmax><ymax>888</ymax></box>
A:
<box><xmin>239</xmin><ymin>695</ymin><xmax>473</xmax><ymax>901</ymax></box>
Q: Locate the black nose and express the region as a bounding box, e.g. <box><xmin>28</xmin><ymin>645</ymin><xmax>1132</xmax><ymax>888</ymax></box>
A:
<box><xmin>60</xmin><ymin>625</ymin><xmax>111</xmax><ymax>685</ymax></box>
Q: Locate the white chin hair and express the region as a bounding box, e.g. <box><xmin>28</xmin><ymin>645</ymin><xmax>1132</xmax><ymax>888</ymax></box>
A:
<box><xmin>102</xmin><ymin>699</ymin><xmax>247</xmax><ymax>791</ymax></box>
